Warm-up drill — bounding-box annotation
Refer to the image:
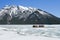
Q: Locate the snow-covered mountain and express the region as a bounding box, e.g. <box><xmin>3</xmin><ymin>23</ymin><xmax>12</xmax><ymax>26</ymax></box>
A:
<box><xmin>0</xmin><ymin>5</ymin><xmax>60</xmax><ymax>24</ymax></box>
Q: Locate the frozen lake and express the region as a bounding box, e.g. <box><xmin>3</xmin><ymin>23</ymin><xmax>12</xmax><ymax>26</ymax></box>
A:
<box><xmin>0</xmin><ymin>25</ymin><xmax>60</xmax><ymax>38</ymax></box>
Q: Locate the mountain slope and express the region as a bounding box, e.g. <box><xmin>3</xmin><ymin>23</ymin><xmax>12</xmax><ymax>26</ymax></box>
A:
<box><xmin>0</xmin><ymin>5</ymin><xmax>60</xmax><ymax>24</ymax></box>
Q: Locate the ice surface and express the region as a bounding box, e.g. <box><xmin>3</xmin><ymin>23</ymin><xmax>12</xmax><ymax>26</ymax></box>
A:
<box><xmin>0</xmin><ymin>25</ymin><xmax>60</xmax><ymax>40</ymax></box>
<box><xmin>0</xmin><ymin>26</ymin><xmax>60</xmax><ymax>40</ymax></box>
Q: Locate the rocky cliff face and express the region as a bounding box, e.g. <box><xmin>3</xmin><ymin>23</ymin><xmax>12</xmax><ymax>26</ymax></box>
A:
<box><xmin>0</xmin><ymin>5</ymin><xmax>60</xmax><ymax>24</ymax></box>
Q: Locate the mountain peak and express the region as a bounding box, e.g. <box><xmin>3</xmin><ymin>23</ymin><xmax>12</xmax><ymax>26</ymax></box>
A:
<box><xmin>0</xmin><ymin>5</ymin><xmax>60</xmax><ymax>24</ymax></box>
<box><xmin>3</xmin><ymin>5</ymin><xmax>36</xmax><ymax>10</ymax></box>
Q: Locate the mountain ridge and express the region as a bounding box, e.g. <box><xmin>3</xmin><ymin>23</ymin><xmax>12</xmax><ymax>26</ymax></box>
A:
<box><xmin>0</xmin><ymin>5</ymin><xmax>60</xmax><ymax>24</ymax></box>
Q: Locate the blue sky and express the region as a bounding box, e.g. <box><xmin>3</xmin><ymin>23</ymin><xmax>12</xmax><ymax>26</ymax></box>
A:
<box><xmin>0</xmin><ymin>0</ymin><xmax>60</xmax><ymax>18</ymax></box>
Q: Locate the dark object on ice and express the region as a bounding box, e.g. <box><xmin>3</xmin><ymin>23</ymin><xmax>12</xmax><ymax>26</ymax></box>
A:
<box><xmin>33</xmin><ymin>25</ymin><xmax>44</xmax><ymax>28</ymax></box>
